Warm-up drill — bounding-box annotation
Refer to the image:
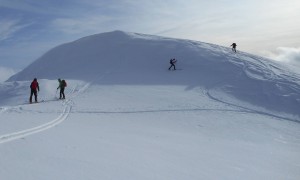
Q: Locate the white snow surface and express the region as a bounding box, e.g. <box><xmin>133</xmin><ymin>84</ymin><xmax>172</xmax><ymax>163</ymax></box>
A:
<box><xmin>1</xmin><ymin>31</ymin><xmax>300</xmax><ymax>179</ymax></box>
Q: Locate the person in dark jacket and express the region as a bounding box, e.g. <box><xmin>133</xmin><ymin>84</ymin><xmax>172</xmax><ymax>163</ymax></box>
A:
<box><xmin>231</xmin><ymin>43</ymin><xmax>237</xmax><ymax>53</ymax></box>
<box><xmin>29</xmin><ymin>78</ymin><xmax>40</xmax><ymax>103</ymax></box>
<box><xmin>57</xmin><ymin>78</ymin><xmax>66</xmax><ymax>99</ymax></box>
<box><xmin>168</xmin><ymin>58</ymin><xmax>177</xmax><ymax>70</ymax></box>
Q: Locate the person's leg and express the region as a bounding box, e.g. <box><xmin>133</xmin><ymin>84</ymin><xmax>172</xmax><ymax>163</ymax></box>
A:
<box><xmin>34</xmin><ymin>90</ymin><xmax>38</xmax><ymax>102</ymax></box>
<box><xmin>29</xmin><ymin>90</ymin><xmax>33</xmax><ymax>103</ymax></box>
<box><xmin>62</xmin><ymin>88</ymin><xmax>65</xmax><ymax>99</ymax></box>
<box><xmin>170</xmin><ymin>63</ymin><xmax>175</xmax><ymax>70</ymax></box>
<box><xmin>60</xmin><ymin>89</ymin><xmax>63</xmax><ymax>99</ymax></box>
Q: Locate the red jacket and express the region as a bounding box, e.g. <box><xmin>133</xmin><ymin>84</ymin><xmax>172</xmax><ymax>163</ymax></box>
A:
<box><xmin>30</xmin><ymin>80</ymin><xmax>39</xmax><ymax>91</ymax></box>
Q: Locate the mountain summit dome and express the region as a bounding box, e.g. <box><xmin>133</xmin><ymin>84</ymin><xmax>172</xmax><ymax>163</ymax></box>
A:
<box><xmin>7</xmin><ymin>31</ymin><xmax>300</xmax><ymax>118</ymax></box>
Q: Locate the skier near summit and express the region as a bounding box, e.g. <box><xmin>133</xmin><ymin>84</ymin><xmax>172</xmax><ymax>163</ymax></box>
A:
<box><xmin>29</xmin><ymin>78</ymin><xmax>40</xmax><ymax>103</ymax></box>
<box><xmin>168</xmin><ymin>58</ymin><xmax>177</xmax><ymax>70</ymax></box>
<box><xmin>57</xmin><ymin>78</ymin><xmax>67</xmax><ymax>99</ymax></box>
<box><xmin>231</xmin><ymin>43</ymin><xmax>237</xmax><ymax>53</ymax></box>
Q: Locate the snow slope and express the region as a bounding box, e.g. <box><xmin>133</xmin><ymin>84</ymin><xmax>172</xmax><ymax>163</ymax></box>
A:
<box><xmin>1</xmin><ymin>31</ymin><xmax>300</xmax><ymax>179</ymax></box>
<box><xmin>8</xmin><ymin>30</ymin><xmax>300</xmax><ymax>120</ymax></box>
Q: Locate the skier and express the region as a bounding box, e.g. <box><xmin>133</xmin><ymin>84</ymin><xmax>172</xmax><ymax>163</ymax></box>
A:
<box><xmin>29</xmin><ymin>78</ymin><xmax>40</xmax><ymax>103</ymax></box>
<box><xmin>231</xmin><ymin>43</ymin><xmax>237</xmax><ymax>53</ymax></box>
<box><xmin>168</xmin><ymin>58</ymin><xmax>177</xmax><ymax>70</ymax></box>
<box><xmin>57</xmin><ymin>78</ymin><xmax>67</xmax><ymax>99</ymax></box>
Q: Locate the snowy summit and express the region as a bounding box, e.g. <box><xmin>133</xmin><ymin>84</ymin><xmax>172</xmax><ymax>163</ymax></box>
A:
<box><xmin>8</xmin><ymin>30</ymin><xmax>300</xmax><ymax>119</ymax></box>
<box><xmin>1</xmin><ymin>30</ymin><xmax>300</xmax><ymax>179</ymax></box>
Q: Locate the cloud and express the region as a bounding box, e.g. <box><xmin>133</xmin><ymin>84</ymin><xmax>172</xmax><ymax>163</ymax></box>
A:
<box><xmin>267</xmin><ymin>47</ymin><xmax>300</xmax><ymax>66</ymax></box>
<box><xmin>0</xmin><ymin>18</ymin><xmax>32</xmax><ymax>41</ymax></box>
<box><xmin>0</xmin><ymin>0</ymin><xmax>73</xmax><ymax>16</ymax></box>
<box><xmin>0</xmin><ymin>66</ymin><xmax>16</xmax><ymax>82</ymax></box>
<box><xmin>51</xmin><ymin>16</ymin><xmax>115</xmax><ymax>34</ymax></box>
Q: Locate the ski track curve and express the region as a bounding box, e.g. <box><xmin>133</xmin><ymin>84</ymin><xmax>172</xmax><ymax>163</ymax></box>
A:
<box><xmin>224</xmin><ymin>49</ymin><xmax>300</xmax><ymax>90</ymax></box>
<box><xmin>205</xmin><ymin>87</ymin><xmax>300</xmax><ymax>123</ymax></box>
<box><xmin>0</xmin><ymin>103</ymin><xmax>71</xmax><ymax>144</ymax></box>
<box><xmin>216</xmin><ymin>48</ymin><xmax>300</xmax><ymax>122</ymax></box>
<box><xmin>0</xmin><ymin>83</ymin><xmax>89</xmax><ymax>144</ymax></box>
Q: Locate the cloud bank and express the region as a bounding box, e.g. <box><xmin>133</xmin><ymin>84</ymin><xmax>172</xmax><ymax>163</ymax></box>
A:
<box><xmin>268</xmin><ymin>47</ymin><xmax>300</xmax><ymax>66</ymax></box>
<box><xmin>0</xmin><ymin>67</ymin><xmax>16</xmax><ymax>82</ymax></box>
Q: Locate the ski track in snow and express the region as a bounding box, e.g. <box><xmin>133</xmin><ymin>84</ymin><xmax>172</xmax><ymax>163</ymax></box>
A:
<box><xmin>0</xmin><ymin>83</ymin><xmax>89</xmax><ymax>144</ymax></box>
<box><xmin>224</xmin><ymin>48</ymin><xmax>300</xmax><ymax>90</ymax></box>
<box><xmin>214</xmin><ymin>46</ymin><xmax>300</xmax><ymax>123</ymax></box>
<box><xmin>0</xmin><ymin>102</ymin><xmax>71</xmax><ymax>144</ymax></box>
<box><xmin>205</xmin><ymin>88</ymin><xmax>300</xmax><ymax>123</ymax></box>
<box><xmin>72</xmin><ymin>108</ymin><xmax>252</xmax><ymax>115</ymax></box>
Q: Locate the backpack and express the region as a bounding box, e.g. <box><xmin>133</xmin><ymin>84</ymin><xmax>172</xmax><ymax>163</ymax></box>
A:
<box><xmin>62</xmin><ymin>80</ymin><xmax>67</xmax><ymax>87</ymax></box>
<box><xmin>170</xmin><ymin>59</ymin><xmax>176</xmax><ymax>64</ymax></box>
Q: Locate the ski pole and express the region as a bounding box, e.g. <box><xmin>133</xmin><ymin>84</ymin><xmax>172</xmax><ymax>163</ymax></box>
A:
<box><xmin>55</xmin><ymin>89</ymin><xmax>58</xmax><ymax>98</ymax></box>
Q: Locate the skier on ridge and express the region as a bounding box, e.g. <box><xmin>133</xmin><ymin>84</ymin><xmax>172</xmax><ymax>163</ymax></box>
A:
<box><xmin>29</xmin><ymin>78</ymin><xmax>40</xmax><ymax>103</ymax></box>
<box><xmin>168</xmin><ymin>58</ymin><xmax>177</xmax><ymax>70</ymax></box>
<box><xmin>231</xmin><ymin>43</ymin><xmax>237</xmax><ymax>53</ymax></box>
<box><xmin>57</xmin><ymin>78</ymin><xmax>67</xmax><ymax>99</ymax></box>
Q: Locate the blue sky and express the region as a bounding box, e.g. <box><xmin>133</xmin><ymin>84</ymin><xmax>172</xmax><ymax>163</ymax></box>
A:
<box><xmin>1</xmin><ymin>0</ymin><xmax>300</xmax><ymax>70</ymax></box>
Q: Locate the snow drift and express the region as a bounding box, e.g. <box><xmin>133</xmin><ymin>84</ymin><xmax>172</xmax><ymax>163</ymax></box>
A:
<box><xmin>7</xmin><ymin>30</ymin><xmax>300</xmax><ymax>120</ymax></box>
<box><xmin>1</xmin><ymin>31</ymin><xmax>300</xmax><ymax>179</ymax></box>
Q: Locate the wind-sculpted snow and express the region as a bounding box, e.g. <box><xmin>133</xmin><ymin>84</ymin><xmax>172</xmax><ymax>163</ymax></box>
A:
<box><xmin>1</xmin><ymin>32</ymin><xmax>300</xmax><ymax>179</ymax></box>
<box><xmin>7</xmin><ymin>30</ymin><xmax>300</xmax><ymax>119</ymax></box>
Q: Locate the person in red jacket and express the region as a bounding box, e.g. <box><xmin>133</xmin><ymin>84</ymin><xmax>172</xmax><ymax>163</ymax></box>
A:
<box><xmin>29</xmin><ymin>78</ymin><xmax>40</xmax><ymax>103</ymax></box>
